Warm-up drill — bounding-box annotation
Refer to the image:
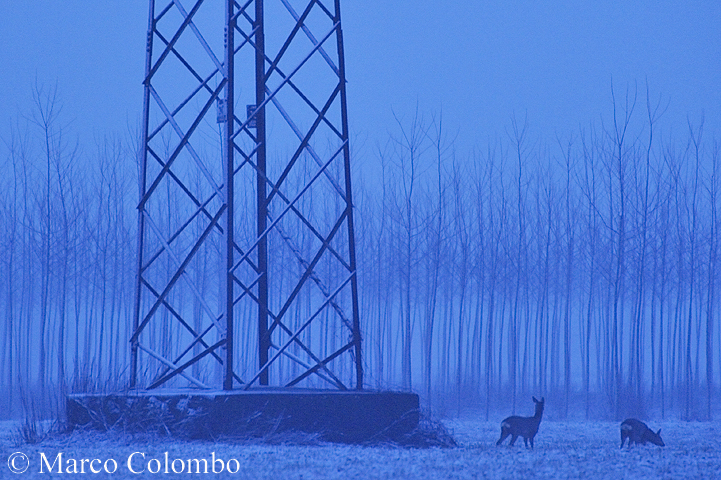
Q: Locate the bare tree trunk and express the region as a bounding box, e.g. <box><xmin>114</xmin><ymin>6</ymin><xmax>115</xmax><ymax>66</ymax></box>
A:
<box><xmin>580</xmin><ymin>131</ymin><xmax>599</xmax><ymax>419</ymax></box>
<box><xmin>561</xmin><ymin>137</ymin><xmax>574</xmax><ymax>418</ymax></box>
<box><xmin>484</xmin><ymin>150</ymin><xmax>503</xmax><ymax>420</ymax></box>
<box><xmin>32</xmin><ymin>84</ymin><xmax>62</xmax><ymax>407</ymax></box>
<box><xmin>608</xmin><ymin>83</ymin><xmax>636</xmax><ymax>418</ymax></box>
<box><xmin>658</xmin><ymin>176</ymin><xmax>670</xmax><ymax>418</ymax></box>
<box><xmin>510</xmin><ymin>115</ymin><xmax>528</xmax><ymax>412</ymax></box>
<box><xmin>705</xmin><ymin>143</ymin><xmax>719</xmax><ymax>419</ymax></box>
<box><xmin>391</xmin><ymin>109</ymin><xmax>427</xmax><ymax>390</ymax></box>
<box><xmin>424</xmin><ymin>115</ymin><xmax>447</xmax><ymax>412</ymax></box>
<box><xmin>685</xmin><ymin>119</ymin><xmax>702</xmax><ymax>419</ymax></box>
<box><xmin>452</xmin><ymin>160</ymin><xmax>470</xmax><ymax>413</ymax></box>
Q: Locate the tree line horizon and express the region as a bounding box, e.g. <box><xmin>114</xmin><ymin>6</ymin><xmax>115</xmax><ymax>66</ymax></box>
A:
<box><xmin>1</xmin><ymin>83</ymin><xmax>719</xmax><ymax>422</ymax></box>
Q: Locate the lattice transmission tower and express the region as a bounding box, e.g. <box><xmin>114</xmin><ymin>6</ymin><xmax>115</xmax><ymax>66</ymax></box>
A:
<box><xmin>130</xmin><ymin>0</ymin><xmax>362</xmax><ymax>391</ymax></box>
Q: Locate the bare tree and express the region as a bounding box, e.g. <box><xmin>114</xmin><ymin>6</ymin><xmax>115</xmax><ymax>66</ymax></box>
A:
<box><xmin>509</xmin><ymin>114</ymin><xmax>530</xmax><ymax>412</ymax></box>
<box><xmin>685</xmin><ymin>118</ymin><xmax>703</xmax><ymax>419</ymax></box>
<box><xmin>422</xmin><ymin>113</ymin><xmax>451</xmax><ymax>411</ymax></box>
<box><xmin>390</xmin><ymin>107</ymin><xmax>429</xmax><ymax>390</ymax></box>
<box><xmin>606</xmin><ymin>82</ymin><xmax>637</xmax><ymax>417</ymax></box>
<box><xmin>579</xmin><ymin>126</ymin><xmax>601</xmax><ymax>418</ymax></box>
<box><xmin>705</xmin><ymin>140</ymin><xmax>719</xmax><ymax>419</ymax></box>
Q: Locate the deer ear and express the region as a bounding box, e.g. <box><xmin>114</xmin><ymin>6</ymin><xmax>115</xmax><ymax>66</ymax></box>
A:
<box><xmin>533</xmin><ymin>396</ymin><xmax>538</xmax><ymax>403</ymax></box>
<box><xmin>657</xmin><ymin>429</ymin><xmax>661</xmax><ymax>435</ymax></box>
<box><xmin>541</xmin><ymin>397</ymin><xmax>545</xmax><ymax>403</ymax></box>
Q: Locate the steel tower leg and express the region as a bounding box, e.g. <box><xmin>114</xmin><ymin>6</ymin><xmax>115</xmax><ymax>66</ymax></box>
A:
<box><xmin>130</xmin><ymin>0</ymin><xmax>156</xmax><ymax>390</ymax></box>
<box><xmin>255</xmin><ymin>0</ymin><xmax>270</xmax><ymax>386</ymax></box>
<box><xmin>333</xmin><ymin>0</ymin><xmax>362</xmax><ymax>390</ymax></box>
<box><xmin>222</xmin><ymin>0</ymin><xmax>236</xmax><ymax>391</ymax></box>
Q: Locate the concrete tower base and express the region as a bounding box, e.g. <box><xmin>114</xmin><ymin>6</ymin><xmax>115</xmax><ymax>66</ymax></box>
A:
<box><xmin>67</xmin><ymin>388</ymin><xmax>419</xmax><ymax>443</ymax></box>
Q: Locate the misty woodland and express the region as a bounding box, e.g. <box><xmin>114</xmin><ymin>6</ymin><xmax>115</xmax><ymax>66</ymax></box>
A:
<box><xmin>1</xmin><ymin>85</ymin><xmax>719</xmax><ymax>422</ymax></box>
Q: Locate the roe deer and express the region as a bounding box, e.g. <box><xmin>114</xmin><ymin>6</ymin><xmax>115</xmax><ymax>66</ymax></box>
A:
<box><xmin>620</xmin><ymin>418</ymin><xmax>664</xmax><ymax>448</ymax></box>
<box><xmin>496</xmin><ymin>396</ymin><xmax>544</xmax><ymax>448</ymax></box>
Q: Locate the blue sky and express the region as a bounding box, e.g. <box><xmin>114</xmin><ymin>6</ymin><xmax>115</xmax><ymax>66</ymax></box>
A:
<box><xmin>1</xmin><ymin>1</ymin><xmax>719</xmax><ymax>156</ymax></box>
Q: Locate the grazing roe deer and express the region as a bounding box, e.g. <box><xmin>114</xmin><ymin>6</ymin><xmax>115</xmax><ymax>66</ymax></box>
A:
<box><xmin>496</xmin><ymin>396</ymin><xmax>545</xmax><ymax>448</ymax></box>
<box><xmin>620</xmin><ymin>418</ymin><xmax>665</xmax><ymax>448</ymax></box>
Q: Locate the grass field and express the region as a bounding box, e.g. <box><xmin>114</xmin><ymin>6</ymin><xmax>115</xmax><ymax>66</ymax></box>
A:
<box><xmin>2</xmin><ymin>418</ymin><xmax>719</xmax><ymax>479</ymax></box>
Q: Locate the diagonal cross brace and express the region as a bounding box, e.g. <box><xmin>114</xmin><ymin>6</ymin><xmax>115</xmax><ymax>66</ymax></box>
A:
<box><xmin>131</xmin><ymin>205</ymin><xmax>225</xmax><ymax>344</ymax></box>
<box><xmin>244</xmin><ymin>272</ymin><xmax>354</xmax><ymax>389</ymax></box>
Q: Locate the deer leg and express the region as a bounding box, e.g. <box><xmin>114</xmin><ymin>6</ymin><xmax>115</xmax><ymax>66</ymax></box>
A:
<box><xmin>529</xmin><ymin>437</ymin><xmax>534</xmax><ymax>449</ymax></box>
<box><xmin>509</xmin><ymin>435</ymin><xmax>518</xmax><ymax>446</ymax></box>
<box><xmin>496</xmin><ymin>429</ymin><xmax>510</xmax><ymax>446</ymax></box>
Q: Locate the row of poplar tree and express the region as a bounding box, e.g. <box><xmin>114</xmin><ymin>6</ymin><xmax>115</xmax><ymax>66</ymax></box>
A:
<box><xmin>1</xmin><ymin>85</ymin><xmax>719</xmax><ymax>420</ymax></box>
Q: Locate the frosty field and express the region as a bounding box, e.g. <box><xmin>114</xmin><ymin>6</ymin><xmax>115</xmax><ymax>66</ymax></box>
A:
<box><xmin>2</xmin><ymin>418</ymin><xmax>720</xmax><ymax>479</ymax></box>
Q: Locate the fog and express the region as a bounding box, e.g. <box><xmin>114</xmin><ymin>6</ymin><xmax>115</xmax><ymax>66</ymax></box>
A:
<box><xmin>1</xmin><ymin>84</ymin><xmax>719</xmax><ymax>422</ymax></box>
<box><xmin>1</xmin><ymin>1</ymin><xmax>720</xmax><ymax>424</ymax></box>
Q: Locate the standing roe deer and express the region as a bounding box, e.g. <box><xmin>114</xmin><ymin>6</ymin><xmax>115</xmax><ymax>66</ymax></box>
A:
<box><xmin>496</xmin><ymin>396</ymin><xmax>545</xmax><ymax>448</ymax></box>
<box><xmin>620</xmin><ymin>418</ymin><xmax>665</xmax><ymax>448</ymax></box>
